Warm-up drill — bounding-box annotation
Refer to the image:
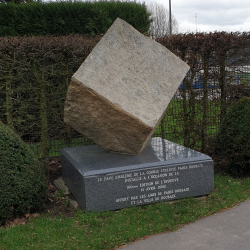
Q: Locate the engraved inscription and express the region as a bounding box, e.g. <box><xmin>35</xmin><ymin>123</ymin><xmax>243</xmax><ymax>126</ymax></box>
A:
<box><xmin>94</xmin><ymin>163</ymin><xmax>205</xmax><ymax>207</ymax></box>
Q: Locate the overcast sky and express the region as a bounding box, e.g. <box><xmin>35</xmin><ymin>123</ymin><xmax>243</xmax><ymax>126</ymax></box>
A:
<box><xmin>143</xmin><ymin>0</ymin><xmax>250</xmax><ymax>33</ymax></box>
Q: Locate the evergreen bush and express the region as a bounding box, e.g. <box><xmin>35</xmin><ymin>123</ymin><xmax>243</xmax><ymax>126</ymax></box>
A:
<box><xmin>0</xmin><ymin>122</ymin><xmax>47</xmax><ymax>225</ymax></box>
<box><xmin>214</xmin><ymin>96</ymin><xmax>250</xmax><ymax>176</ymax></box>
<box><xmin>0</xmin><ymin>1</ymin><xmax>151</xmax><ymax>36</ymax></box>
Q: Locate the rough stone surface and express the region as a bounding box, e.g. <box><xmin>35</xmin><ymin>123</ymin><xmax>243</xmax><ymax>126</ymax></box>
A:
<box><xmin>54</xmin><ymin>179</ymin><xmax>71</xmax><ymax>195</ymax></box>
<box><xmin>69</xmin><ymin>199</ymin><xmax>79</xmax><ymax>210</ymax></box>
<box><xmin>61</xmin><ymin>138</ymin><xmax>214</xmax><ymax>212</ymax></box>
<box><xmin>64</xmin><ymin>18</ymin><xmax>190</xmax><ymax>154</ymax></box>
<box><xmin>54</xmin><ymin>179</ymin><xmax>80</xmax><ymax>209</ymax></box>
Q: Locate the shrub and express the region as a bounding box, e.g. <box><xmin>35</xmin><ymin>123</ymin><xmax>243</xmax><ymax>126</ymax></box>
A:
<box><xmin>0</xmin><ymin>1</ymin><xmax>151</xmax><ymax>36</ymax></box>
<box><xmin>214</xmin><ymin>96</ymin><xmax>250</xmax><ymax>176</ymax></box>
<box><xmin>0</xmin><ymin>121</ymin><xmax>47</xmax><ymax>225</ymax></box>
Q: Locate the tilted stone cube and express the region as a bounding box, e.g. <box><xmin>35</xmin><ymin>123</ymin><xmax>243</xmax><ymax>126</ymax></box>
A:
<box><xmin>64</xmin><ymin>18</ymin><xmax>190</xmax><ymax>154</ymax></box>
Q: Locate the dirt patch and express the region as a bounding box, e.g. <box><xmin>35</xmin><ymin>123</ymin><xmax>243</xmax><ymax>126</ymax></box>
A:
<box><xmin>42</xmin><ymin>156</ymin><xmax>75</xmax><ymax>218</ymax></box>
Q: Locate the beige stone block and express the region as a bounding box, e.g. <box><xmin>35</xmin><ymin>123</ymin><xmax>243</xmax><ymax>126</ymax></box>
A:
<box><xmin>64</xmin><ymin>18</ymin><xmax>189</xmax><ymax>154</ymax></box>
<box><xmin>54</xmin><ymin>179</ymin><xmax>71</xmax><ymax>195</ymax></box>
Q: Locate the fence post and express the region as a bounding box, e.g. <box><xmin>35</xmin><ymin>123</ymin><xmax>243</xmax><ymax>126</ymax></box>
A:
<box><xmin>160</xmin><ymin>114</ymin><xmax>166</xmax><ymax>139</ymax></box>
<box><xmin>201</xmin><ymin>51</ymin><xmax>210</xmax><ymax>152</ymax></box>
<box><xmin>31</xmin><ymin>60</ymin><xmax>50</xmax><ymax>174</ymax></box>
<box><xmin>179</xmin><ymin>51</ymin><xmax>190</xmax><ymax>148</ymax></box>
<box><xmin>219</xmin><ymin>51</ymin><xmax>226</xmax><ymax>122</ymax></box>
<box><xmin>65</xmin><ymin>61</ymin><xmax>72</xmax><ymax>147</ymax></box>
<box><xmin>187</xmin><ymin>68</ymin><xmax>196</xmax><ymax>148</ymax></box>
<box><xmin>182</xmin><ymin>77</ymin><xmax>189</xmax><ymax>147</ymax></box>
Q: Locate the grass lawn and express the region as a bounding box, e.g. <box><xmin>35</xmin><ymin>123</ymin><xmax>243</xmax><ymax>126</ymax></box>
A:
<box><xmin>1</xmin><ymin>174</ymin><xmax>250</xmax><ymax>250</ymax></box>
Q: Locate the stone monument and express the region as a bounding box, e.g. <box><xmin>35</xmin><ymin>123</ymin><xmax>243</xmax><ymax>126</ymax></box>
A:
<box><xmin>61</xmin><ymin>18</ymin><xmax>214</xmax><ymax>211</ymax></box>
<box><xmin>64</xmin><ymin>17</ymin><xmax>190</xmax><ymax>155</ymax></box>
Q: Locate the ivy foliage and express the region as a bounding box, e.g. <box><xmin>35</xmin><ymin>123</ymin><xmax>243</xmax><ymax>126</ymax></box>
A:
<box><xmin>0</xmin><ymin>121</ymin><xmax>47</xmax><ymax>225</ymax></box>
<box><xmin>214</xmin><ymin>97</ymin><xmax>250</xmax><ymax>176</ymax></box>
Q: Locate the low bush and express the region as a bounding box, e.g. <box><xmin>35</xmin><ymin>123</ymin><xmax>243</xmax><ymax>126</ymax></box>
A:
<box><xmin>214</xmin><ymin>96</ymin><xmax>250</xmax><ymax>176</ymax></box>
<box><xmin>0</xmin><ymin>122</ymin><xmax>47</xmax><ymax>225</ymax></box>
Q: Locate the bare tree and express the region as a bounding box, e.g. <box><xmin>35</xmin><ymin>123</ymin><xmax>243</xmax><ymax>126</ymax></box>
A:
<box><xmin>147</xmin><ymin>2</ymin><xmax>179</xmax><ymax>39</ymax></box>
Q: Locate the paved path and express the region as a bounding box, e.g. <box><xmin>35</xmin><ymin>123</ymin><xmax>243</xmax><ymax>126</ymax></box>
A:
<box><xmin>121</xmin><ymin>199</ymin><xmax>250</xmax><ymax>250</ymax></box>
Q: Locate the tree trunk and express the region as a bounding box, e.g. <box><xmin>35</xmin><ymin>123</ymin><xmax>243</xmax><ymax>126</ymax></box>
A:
<box><xmin>6</xmin><ymin>77</ymin><xmax>14</xmax><ymax>129</ymax></box>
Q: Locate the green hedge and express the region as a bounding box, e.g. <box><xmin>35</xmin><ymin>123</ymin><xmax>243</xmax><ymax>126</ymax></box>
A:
<box><xmin>214</xmin><ymin>97</ymin><xmax>250</xmax><ymax>176</ymax></box>
<box><xmin>0</xmin><ymin>33</ymin><xmax>249</xmax><ymax>158</ymax></box>
<box><xmin>0</xmin><ymin>1</ymin><xmax>151</xmax><ymax>36</ymax></box>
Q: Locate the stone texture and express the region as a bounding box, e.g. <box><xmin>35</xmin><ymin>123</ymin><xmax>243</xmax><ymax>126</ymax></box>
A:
<box><xmin>61</xmin><ymin>138</ymin><xmax>214</xmax><ymax>212</ymax></box>
<box><xmin>64</xmin><ymin>18</ymin><xmax>190</xmax><ymax>154</ymax></box>
<box><xmin>69</xmin><ymin>199</ymin><xmax>79</xmax><ymax>210</ymax></box>
<box><xmin>54</xmin><ymin>179</ymin><xmax>70</xmax><ymax>195</ymax></box>
<box><xmin>54</xmin><ymin>178</ymin><xmax>80</xmax><ymax>209</ymax></box>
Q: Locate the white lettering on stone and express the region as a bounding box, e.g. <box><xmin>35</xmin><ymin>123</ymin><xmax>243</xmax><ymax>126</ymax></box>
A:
<box><xmin>147</xmin><ymin>193</ymin><xmax>156</xmax><ymax>197</ymax></box>
<box><xmin>158</xmin><ymin>185</ymin><xmax>166</xmax><ymax>189</ymax></box>
<box><xmin>131</xmin><ymin>196</ymin><xmax>138</xmax><ymax>200</ymax></box>
<box><xmin>162</xmin><ymin>178</ymin><xmax>179</xmax><ymax>184</ymax></box>
<box><xmin>163</xmin><ymin>190</ymin><xmax>174</xmax><ymax>195</ymax></box>
<box><xmin>115</xmin><ymin>173</ymin><xmax>132</xmax><ymax>179</ymax></box>
<box><xmin>160</xmin><ymin>194</ymin><xmax>176</xmax><ymax>200</ymax></box>
<box><xmin>147</xmin><ymin>173</ymin><xmax>168</xmax><ymax>179</ymax></box>
<box><xmin>146</xmin><ymin>170</ymin><xmax>160</xmax><ymax>175</ymax></box>
<box><xmin>127</xmin><ymin>185</ymin><xmax>139</xmax><ymax>189</ymax></box>
<box><xmin>144</xmin><ymin>198</ymin><xmax>154</xmax><ymax>203</ymax></box>
<box><xmin>125</xmin><ymin>177</ymin><xmax>142</xmax><ymax>182</ymax></box>
<box><xmin>178</xmin><ymin>166</ymin><xmax>188</xmax><ymax>170</ymax></box>
<box><xmin>104</xmin><ymin>176</ymin><xmax>114</xmax><ymax>181</ymax></box>
<box><xmin>116</xmin><ymin>197</ymin><xmax>129</xmax><ymax>202</ymax></box>
<box><xmin>189</xmin><ymin>164</ymin><xmax>203</xmax><ymax>169</ymax></box>
<box><xmin>175</xmin><ymin>188</ymin><xmax>189</xmax><ymax>193</ymax></box>
<box><xmin>106</xmin><ymin>164</ymin><xmax>197</xmax><ymax>207</ymax></box>
<box><xmin>146</xmin><ymin>186</ymin><xmax>156</xmax><ymax>191</ymax></box>
<box><xmin>168</xmin><ymin>167</ymin><xmax>176</xmax><ymax>172</ymax></box>
<box><xmin>161</xmin><ymin>168</ymin><xmax>168</xmax><ymax>173</ymax></box>
<box><xmin>140</xmin><ymin>182</ymin><xmax>154</xmax><ymax>187</ymax></box>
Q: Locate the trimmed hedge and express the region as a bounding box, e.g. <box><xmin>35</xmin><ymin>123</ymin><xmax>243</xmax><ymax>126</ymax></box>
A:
<box><xmin>0</xmin><ymin>1</ymin><xmax>151</xmax><ymax>36</ymax></box>
<box><xmin>0</xmin><ymin>121</ymin><xmax>47</xmax><ymax>225</ymax></box>
<box><xmin>214</xmin><ymin>97</ymin><xmax>250</xmax><ymax>176</ymax></box>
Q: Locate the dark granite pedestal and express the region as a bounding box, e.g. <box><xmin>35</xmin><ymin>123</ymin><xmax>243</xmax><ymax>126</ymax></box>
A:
<box><xmin>61</xmin><ymin>137</ymin><xmax>214</xmax><ymax>211</ymax></box>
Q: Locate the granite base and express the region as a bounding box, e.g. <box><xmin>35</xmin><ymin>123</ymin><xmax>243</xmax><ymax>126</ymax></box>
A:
<box><xmin>61</xmin><ymin>138</ymin><xmax>214</xmax><ymax>211</ymax></box>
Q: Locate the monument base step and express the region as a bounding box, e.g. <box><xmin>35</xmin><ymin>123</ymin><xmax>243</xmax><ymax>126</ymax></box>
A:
<box><xmin>61</xmin><ymin>138</ymin><xmax>214</xmax><ymax>212</ymax></box>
